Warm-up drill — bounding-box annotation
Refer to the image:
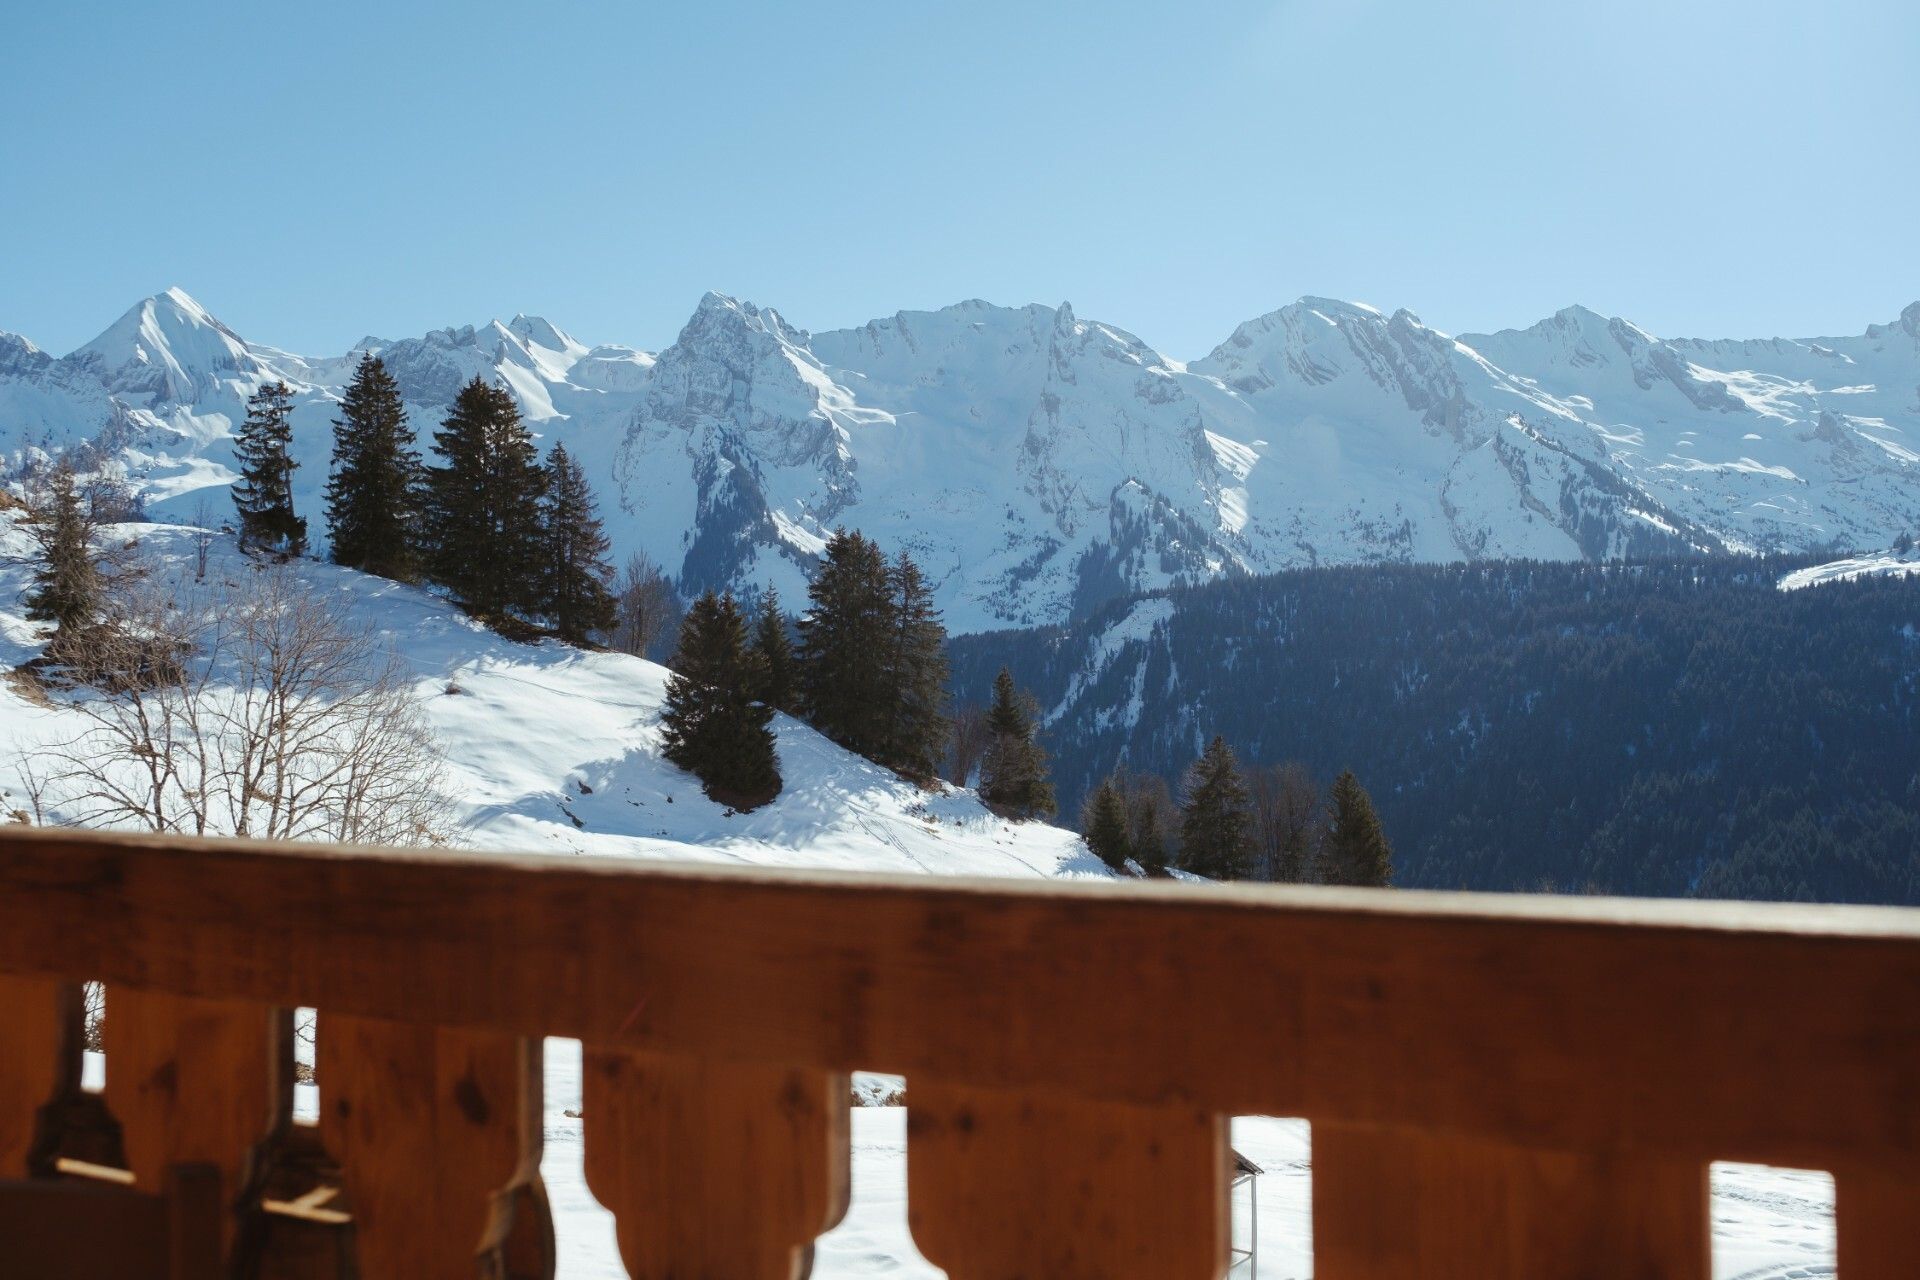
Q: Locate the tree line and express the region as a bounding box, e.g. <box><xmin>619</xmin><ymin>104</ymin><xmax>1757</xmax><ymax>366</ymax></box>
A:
<box><xmin>950</xmin><ymin>556</ymin><xmax>1920</xmax><ymax>905</ymax></box>
<box><xmin>1080</xmin><ymin>738</ymin><xmax>1392</xmax><ymax>884</ymax></box>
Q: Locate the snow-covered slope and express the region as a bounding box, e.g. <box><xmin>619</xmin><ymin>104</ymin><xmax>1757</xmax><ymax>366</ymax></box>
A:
<box><xmin>5</xmin><ymin>288</ymin><xmax>1917</xmax><ymax>632</ymax></box>
<box><xmin>1778</xmin><ymin>545</ymin><xmax>1920</xmax><ymax>591</ymax></box>
<box><xmin>0</xmin><ymin>514</ymin><xmax>1098</xmax><ymax>878</ymax></box>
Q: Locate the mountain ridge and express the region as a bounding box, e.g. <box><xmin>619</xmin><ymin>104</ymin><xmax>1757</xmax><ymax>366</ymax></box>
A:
<box><xmin>3</xmin><ymin>286</ymin><xmax>1916</xmax><ymax>632</ymax></box>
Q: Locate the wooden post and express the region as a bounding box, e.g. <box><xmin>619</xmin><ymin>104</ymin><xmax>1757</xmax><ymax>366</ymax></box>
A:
<box><xmin>1837</xmin><ymin>1169</ymin><xmax>1920</xmax><ymax>1280</ymax></box>
<box><xmin>0</xmin><ymin>975</ymin><xmax>75</xmax><ymax>1175</ymax></box>
<box><xmin>583</xmin><ymin>1049</ymin><xmax>849</xmax><ymax>1279</ymax></box>
<box><xmin>103</xmin><ymin>988</ymin><xmax>281</xmax><ymax>1256</ymax></box>
<box><xmin>907</xmin><ymin>1080</ymin><xmax>1229</xmax><ymax>1280</ymax></box>
<box><xmin>1314</xmin><ymin>1121</ymin><xmax>1709</xmax><ymax>1279</ymax></box>
<box><xmin>319</xmin><ymin>1014</ymin><xmax>550</xmax><ymax>1280</ymax></box>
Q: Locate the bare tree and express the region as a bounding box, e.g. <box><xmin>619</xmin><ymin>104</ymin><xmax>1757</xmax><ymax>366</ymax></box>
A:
<box><xmin>187</xmin><ymin>496</ymin><xmax>220</xmax><ymax>583</ymax></box>
<box><xmin>1249</xmin><ymin>761</ymin><xmax>1322</xmax><ymax>882</ymax></box>
<box><xmin>609</xmin><ymin>550</ymin><xmax>680</xmax><ymax>659</ymax></box>
<box><xmin>947</xmin><ymin>703</ymin><xmax>990</xmax><ymax>787</ymax></box>
<box><xmin>28</xmin><ymin>567</ymin><xmax>451</xmax><ymax>846</ymax></box>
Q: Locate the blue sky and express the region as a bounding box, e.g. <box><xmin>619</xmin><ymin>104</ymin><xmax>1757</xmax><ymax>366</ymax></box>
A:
<box><xmin>2</xmin><ymin>1</ymin><xmax>1915</xmax><ymax>358</ymax></box>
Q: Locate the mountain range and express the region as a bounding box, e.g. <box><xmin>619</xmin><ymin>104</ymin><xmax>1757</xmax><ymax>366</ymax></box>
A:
<box><xmin>4</xmin><ymin>287</ymin><xmax>1917</xmax><ymax>632</ymax></box>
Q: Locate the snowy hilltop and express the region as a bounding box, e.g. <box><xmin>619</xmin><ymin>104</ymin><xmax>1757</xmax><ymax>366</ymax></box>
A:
<box><xmin>0</xmin><ymin>513</ymin><xmax>1098</xmax><ymax>878</ymax></box>
<box><xmin>5</xmin><ymin>287</ymin><xmax>1919</xmax><ymax>632</ymax></box>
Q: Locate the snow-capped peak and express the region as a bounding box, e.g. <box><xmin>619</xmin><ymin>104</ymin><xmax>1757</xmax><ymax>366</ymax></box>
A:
<box><xmin>66</xmin><ymin>287</ymin><xmax>273</xmax><ymax>406</ymax></box>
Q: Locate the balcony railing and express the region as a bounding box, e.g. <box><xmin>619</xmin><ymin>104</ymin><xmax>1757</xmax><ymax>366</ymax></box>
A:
<box><xmin>1</xmin><ymin>825</ymin><xmax>1916</xmax><ymax>1278</ymax></box>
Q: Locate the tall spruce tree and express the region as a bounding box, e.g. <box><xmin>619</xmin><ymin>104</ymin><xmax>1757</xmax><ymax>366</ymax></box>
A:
<box><xmin>1321</xmin><ymin>769</ymin><xmax>1394</xmax><ymax>887</ymax></box>
<box><xmin>1179</xmin><ymin>736</ymin><xmax>1253</xmax><ymax>880</ymax></box>
<box><xmin>23</xmin><ymin>462</ymin><xmax>104</xmax><ymax>641</ymax></box>
<box><xmin>1130</xmin><ymin>781</ymin><xmax>1172</xmax><ymax>875</ymax></box>
<box><xmin>979</xmin><ymin>667</ymin><xmax>1056</xmax><ymax>819</ymax></box>
<box><xmin>752</xmin><ymin>589</ymin><xmax>797</xmax><ymax>713</ymax></box>
<box><xmin>540</xmin><ymin>442</ymin><xmax>616</xmax><ymax>643</ymax></box>
<box><xmin>1082</xmin><ymin>778</ymin><xmax>1132</xmax><ymax>870</ymax></box>
<box><xmin>230</xmin><ymin>380</ymin><xmax>306</xmax><ymax>556</ymax></box>
<box><xmin>879</xmin><ymin>552</ymin><xmax>950</xmax><ymax>782</ymax></box>
<box><xmin>796</xmin><ymin>529</ymin><xmax>893</xmax><ymax>758</ymax></box>
<box><xmin>660</xmin><ymin>592</ymin><xmax>780</xmax><ymax>808</ymax></box>
<box><xmin>423</xmin><ymin>378</ymin><xmax>547</xmax><ymax>620</ymax></box>
<box><xmin>325</xmin><ymin>354</ymin><xmax>422</xmax><ymax>580</ymax></box>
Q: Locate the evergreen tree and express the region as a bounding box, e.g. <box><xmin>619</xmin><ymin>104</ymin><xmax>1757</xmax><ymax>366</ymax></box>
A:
<box><xmin>1322</xmin><ymin>769</ymin><xmax>1394</xmax><ymax>887</ymax></box>
<box><xmin>230</xmin><ymin>380</ymin><xmax>306</xmax><ymax>556</ymax></box>
<box><xmin>1082</xmin><ymin>778</ymin><xmax>1131</xmax><ymax>870</ymax></box>
<box><xmin>980</xmin><ymin>667</ymin><xmax>1056</xmax><ymax>818</ymax></box>
<box><xmin>540</xmin><ymin>442</ymin><xmax>616</xmax><ymax>643</ymax></box>
<box><xmin>1179</xmin><ymin>736</ymin><xmax>1252</xmax><ymax>880</ymax></box>
<box><xmin>325</xmin><ymin>354</ymin><xmax>422</xmax><ymax>580</ymax></box>
<box><xmin>423</xmin><ymin>378</ymin><xmax>547</xmax><ymax>619</ymax></box>
<box><xmin>752</xmin><ymin>589</ymin><xmax>797</xmax><ymax>713</ymax></box>
<box><xmin>796</xmin><ymin>529</ymin><xmax>893</xmax><ymax>758</ymax></box>
<box><xmin>23</xmin><ymin>462</ymin><xmax>103</xmax><ymax>640</ymax></box>
<box><xmin>879</xmin><ymin>552</ymin><xmax>950</xmax><ymax>782</ymax></box>
<box><xmin>660</xmin><ymin>591</ymin><xmax>780</xmax><ymax>808</ymax></box>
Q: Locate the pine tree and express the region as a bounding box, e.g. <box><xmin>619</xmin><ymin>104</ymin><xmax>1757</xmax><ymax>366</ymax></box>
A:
<box><xmin>1179</xmin><ymin>736</ymin><xmax>1252</xmax><ymax>880</ymax></box>
<box><xmin>1082</xmin><ymin>778</ymin><xmax>1131</xmax><ymax>870</ymax></box>
<box><xmin>231</xmin><ymin>380</ymin><xmax>306</xmax><ymax>556</ymax></box>
<box><xmin>796</xmin><ymin>529</ymin><xmax>893</xmax><ymax>758</ymax></box>
<box><xmin>660</xmin><ymin>592</ymin><xmax>780</xmax><ymax>808</ymax></box>
<box><xmin>1322</xmin><ymin>769</ymin><xmax>1394</xmax><ymax>887</ymax></box>
<box><xmin>980</xmin><ymin>667</ymin><xmax>1056</xmax><ymax>819</ymax></box>
<box><xmin>23</xmin><ymin>462</ymin><xmax>103</xmax><ymax>640</ymax></box>
<box><xmin>325</xmin><ymin>354</ymin><xmax>422</xmax><ymax>580</ymax></box>
<box><xmin>423</xmin><ymin>378</ymin><xmax>547</xmax><ymax>620</ymax></box>
<box><xmin>879</xmin><ymin>552</ymin><xmax>950</xmax><ymax>782</ymax></box>
<box><xmin>752</xmin><ymin>589</ymin><xmax>797</xmax><ymax>713</ymax></box>
<box><xmin>540</xmin><ymin>442</ymin><xmax>616</xmax><ymax>643</ymax></box>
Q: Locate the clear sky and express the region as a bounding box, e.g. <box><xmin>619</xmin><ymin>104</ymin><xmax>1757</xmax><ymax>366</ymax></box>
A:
<box><xmin>3</xmin><ymin>0</ymin><xmax>1915</xmax><ymax>359</ymax></box>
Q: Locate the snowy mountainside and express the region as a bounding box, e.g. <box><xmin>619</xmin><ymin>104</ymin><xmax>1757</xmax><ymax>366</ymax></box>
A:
<box><xmin>1777</xmin><ymin>545</ymin><xmax>1920</xmax><ymax>591</ymax></box>
<box><xmin>4</xmin><ymin>287</ymin><xmax>1918</xmax><ymax>632</ymax></box>
<box><xmin>0</xmin><ymin>514</ymin><xmax>1098</xmax><ymax>878</ymax></box>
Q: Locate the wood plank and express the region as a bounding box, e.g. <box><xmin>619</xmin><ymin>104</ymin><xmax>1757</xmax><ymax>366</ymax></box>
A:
<box><xmin>2</xmin><ymin>828</ymin><xmax>1919</xmax><ymax>1172</ymax></box>
<box><xmin>1837</xmin><ymin>1169</ymin><xmax>1920</xmax><ymax>1279</ymax></box>
<box><xmin>104</xmin><ymin>988</ymin><xmax>280</xmax><ymax>1239</ymax></box>
<box><xmin>1314</xmin><ymin>1121</ymin><xmax>1708</xmax><ymax>1279</ymax></box>
<box><xmin>0</xmin><ymin>974</ymin><xmax>75</xmax><ymax>1175</ymax></box>
<box><xmin>318</xmin><ymin>1014</ymin><xmax>548</xmax><ymax>1280</ymax></box>
<box><xmin>582</xmin><ymin>1049</ymin><xmax>848</xmax><ymax>1279</ymax></box>
<box><xmin>907</xmin><ymin>1080</ymin><xmax>1226</xmax><ymax>1280</ymax></box>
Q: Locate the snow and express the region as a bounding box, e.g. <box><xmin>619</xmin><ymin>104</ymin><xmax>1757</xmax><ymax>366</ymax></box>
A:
<box><xmin>1778</xmin><ymin>548</ymin><xmax>1920</xmax><ymax>591</ymax></box>
<box><xmin>8</xmin><ymin>289</ymin><xmax>1917</xmax><ymax>634</ymax></box>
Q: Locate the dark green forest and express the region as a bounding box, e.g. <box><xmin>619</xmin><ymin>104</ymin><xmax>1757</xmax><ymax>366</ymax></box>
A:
<box><xmin>949</xmin><ymin>558</ymin><xmax>1920</xmax><ymax>904</ymax></box>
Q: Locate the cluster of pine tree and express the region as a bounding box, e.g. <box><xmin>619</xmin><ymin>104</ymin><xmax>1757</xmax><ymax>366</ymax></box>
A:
<box><xmin>978</xmin><ymin>667</ymin><xmax>1055</xmax><ymax>818</ymax></box>
<box><xmin>1082</xmin><ymin>739</ymin><xmax>1392</xmax><ymax>885</ymax></box>
<box><xmin>302</xmin><ymin>357</ymin><xmax>616</xmax><ymax>638</ymax></box>
<box><xmin>661</xmin><ymin>592</ymin><xmax>780</xmax><ymax>808</ymax></box>
<box><xmin>794</xmin><ymin>530</ymin><xmax>953</xmax><ymax>784</ymax></box>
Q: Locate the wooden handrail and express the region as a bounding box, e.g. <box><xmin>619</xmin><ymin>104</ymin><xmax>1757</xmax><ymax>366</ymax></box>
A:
<box><xmin>1</xmin><ymin>825</ymin><xmax>1917</xmax><ymax>1277</ymax></box>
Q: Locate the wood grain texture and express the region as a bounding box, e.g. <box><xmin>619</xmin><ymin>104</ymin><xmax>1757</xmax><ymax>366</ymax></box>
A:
<box><xmin>582</xmin><ymin>1049</ymin><xmax>849</xmax><ymax>1279</ymax></box>
<box><xmin>1837</xmin><ymin>1170</ymin><xmax>1920</xmax><ymax>1280</ymax></box>
<box><xmin>0</xmin><ymin>974</ymin><xmax>74</xmax><ymax>1175</ymax></box>
<box><xmin>104</xmin><ymin>988</ymin><xmax>280</xmax><ymax>1232</ymax></box>
<box><xmin>1314</xmin><ymin>1122</ymin><xmax>1708</xmax><ymax>1279</ymax></box>
<box><xmin>318</xmin><ymin>1014</ymin><xmax>548</xmax><ymax>1280</ymax></box>
<box><xmin>3</xmin><ymin>827</ymin><xmax>1919</xmax><ymax>1179</ymax></box>
<box><xmin>908</xmin><ymin>1080</ymin><xmax>1227</xmax><ymax>1280</ymax></box>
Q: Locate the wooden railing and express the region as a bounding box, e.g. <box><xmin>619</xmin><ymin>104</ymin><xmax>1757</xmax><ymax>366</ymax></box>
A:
<box><xmin>1</xmin><ymin>826</ymin><xmax>1917</xmax><ymax>1278</ymax></box>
